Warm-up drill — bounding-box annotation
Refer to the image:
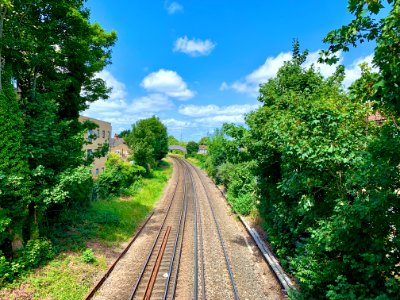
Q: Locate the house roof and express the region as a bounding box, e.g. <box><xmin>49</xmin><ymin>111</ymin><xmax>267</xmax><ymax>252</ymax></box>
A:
<box><xmin>110</xmin><ymin>137</ymin><xmax>126</xmax><ymax>147</ymax></box>
<box><xmin>367</xmin><ymin>111</ymin><xmax>385</xmax><ymax>122</ymax></box>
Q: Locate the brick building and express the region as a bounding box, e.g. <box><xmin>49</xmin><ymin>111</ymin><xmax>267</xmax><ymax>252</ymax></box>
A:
<box><xmin>110</xmin><ymin>134</ymin><xmax>130</xmax><ymax>161</ymax></box>
<box><xmin>79</xmin><ymin>116</ymin><xmax>112</xmax><ymax>177</ymax></box>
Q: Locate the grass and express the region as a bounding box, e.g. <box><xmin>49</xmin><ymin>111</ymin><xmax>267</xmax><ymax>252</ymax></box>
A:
<box><xmin>186</xmin><ymin>154</ymin><xmax>207</xmax><ymax>169</ymax></box>
<box><xmin>0</xmin><ymin>158</ymin><xmax>173</xmax><ymax>299</ymax></box>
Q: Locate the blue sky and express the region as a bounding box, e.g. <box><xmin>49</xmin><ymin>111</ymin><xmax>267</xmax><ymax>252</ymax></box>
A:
<box><xmin>83</xmin><ymin>0</ymin><xmax>377</xmax><ymax>142</ymax></box>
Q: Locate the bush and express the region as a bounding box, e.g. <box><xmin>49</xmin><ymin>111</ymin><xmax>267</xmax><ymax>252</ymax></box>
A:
<box><xmin>95</xmin><ymin>154</ymin><xmax>146</xmax><ymax>199</ymax></box>
<box><xmin>44</xmin><ymin>166</ymin><xmax>93</xmax><ymax>207</ymax></box>
<box><xmin>228</xmin><ymin>193</ymin><xmax>254</xmax><ymax>215</ymax></box>
<box><xmin>0</xmin><ymin>239</ymin><xmax>55</xmax><ymax>285</ymax></box>
<box><xmin>81</xmin><ymin>248</ymin><xmax>96</xmax><ymax>263</ymax></box>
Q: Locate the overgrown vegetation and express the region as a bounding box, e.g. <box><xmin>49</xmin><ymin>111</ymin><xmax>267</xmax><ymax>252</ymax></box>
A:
<box><xmin>0</xmin><ymin>160</ymin><xmax>172</xmax><ymax>298</ymax></box>
<box><xmin>204</xmin><ymin>1</ymin><xmax>400</xmax><ymax>298</ymax></box>
<box><xmin>0</xmin><ymin>0</ymin><xmax>117</xmax><ymax>286</ymax></box>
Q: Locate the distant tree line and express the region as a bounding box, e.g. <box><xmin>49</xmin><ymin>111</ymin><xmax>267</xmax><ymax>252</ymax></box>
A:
<box><xmin>204</xmin><ymin>1</ymin><xmax>400</xmax><ymax>299</ymax></box>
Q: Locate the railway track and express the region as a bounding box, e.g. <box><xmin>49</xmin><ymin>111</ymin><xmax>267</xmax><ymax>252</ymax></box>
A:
<box><xmin>87</xmin><ymin>156</ymin><xmax>283</xmax><ymax>299</ymax></box>
<box><xmin>176</xmin><ymin>157</ymin><xmax>239</xmax><ymax>300</ymax></box>
<box><xmin>129</xmin><ymin>158</ymin><xmax>189</xmax><ymax>300</ymax></box>
<box><xmin>128</xmin><ymin>156</ymin><xmax>239</xmax><ymax>299</ymax></box>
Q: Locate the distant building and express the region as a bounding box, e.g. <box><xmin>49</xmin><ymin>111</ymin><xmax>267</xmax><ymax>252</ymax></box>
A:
<box><xmin>79</xmin><ymin>116</ymin><xmax>111</xmax><ymax>177</ymax></box>
<box><xmin>367</xmin><ymin>111</ymin><xmax>385</xmax><ymax>125</ymax></box>
<box><xmin>110</xmin><ymin>134</ymin><xmax>129</xmax><ymax>160</ymax></box>
<box><xmin>198</xmin><ymin>145</ymin><xmax>208</xmax><ymax>155</ymax></box>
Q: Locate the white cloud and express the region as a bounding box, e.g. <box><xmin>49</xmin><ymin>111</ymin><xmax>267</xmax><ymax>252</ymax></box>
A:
<box><xmin>127</xmin><ymin>94</ymin><xmax>174</xmax><ymax>113</ymax></box>
<box><xmin>179</xmin><ymin>104</ymin><xmax>259</xmax><ymax>117</ymax></box>
<box><xmin>221</xmin><ymin>50</ymin><xmax>375</xmax><ymax>96</ymax></box>
<box><xmin>174</xmin><ymin>36</ymin><xmax>216</xmax><ymax>57</ymax></box>
<box><xmin>83</xmin><ymin>71</ymin><xmax>175</xmax><ymax>134</ymax></box>
<box><xmin>196</xmin><ymin>115</ymin><xmax>246</xmax><ymax>125</ymax></box>
<box><xmin>162</xmin><ymin>118</ymin><xmax>195</xmax><ymax>129</ymax></box>
<box><xmin>343</xmin><ymin>54</ymin><xmax>377</xmax><ymax>88</ymax></box>
<box><xmin>141</xmin><ymin>69</ymin><xmax>195</xmax><ymax>100</ymax></box>
<box><xmin>165</xmin><ymin>1</ymin><xmax>183</xmax><ymax>14</ymax></box>
<box><xmin>221</xmin><ymin>52</ymin><xmax>292</xmax><ymax>97</ymax></box>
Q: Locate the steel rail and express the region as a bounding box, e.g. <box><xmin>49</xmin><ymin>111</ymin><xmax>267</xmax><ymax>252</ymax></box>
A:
<box><xmin>182</xmin><ymin>158</ymin><xmax>240</xmax><ymax>300</ymax></box>
<box><xmin>144</xmin><ymin>226</ymin><xmax>172</xmax><ymax>300</ymax></box>
<box><xmin>84</xmin><ymin>211</ymin><xmax>154</xmax><ymax>300</ymax></box>
<box><xmin>163</xmin><ymin>157</ymin><xmax>189</xmax><ymax>300</ymax></box>
<box><xmin>187</xmin><ymin>163</ymin><xmax>206</xmax><ymax>300</ymax></box>
<box><xmin>129</xmin><ymin>158</ymin><xmax>185</xmax><ymax>300</ymax></box>
<box><xmin>192</xmin><ymin>162</ymin><xmax>199</xmax><ymax>300</ymax></box>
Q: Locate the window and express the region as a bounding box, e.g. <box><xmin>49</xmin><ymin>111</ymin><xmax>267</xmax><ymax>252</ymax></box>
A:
<box><xmin>102</xmin><ymin>167</ymin><xmax>104</xmax><ymax>172</ymax></box>
<box><xmin>108</xmin><ymin>131</ymin><xmax>110</xmax><ymax>140</ymax></box>
<box><xmin>95</xmin><ymin>168</ymin><xmax>99</xmax><ymax>175</ymax></box>
<box><xmin>97</xmin><ymin>129</ymin><xmax>100</xmax><ymax>138</ymax></box>
<box><xmin>87</xmin><ymin>149</ymin><xmax>93</xmax><ymax>157</ymax></box>
<box><xmin>102</xmin><ymin>130</ymin><xmax>105</xmax><ymax>138</ymax></box>
<box><xmin>87</xmin><ymin>129</ymin><xmax>93</xmax><ymax>142</ymax></box>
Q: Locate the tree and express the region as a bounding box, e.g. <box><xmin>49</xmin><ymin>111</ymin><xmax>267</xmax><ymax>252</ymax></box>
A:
<box><xmin>322</xmin><ymin>0</ymin><xmax>400</xmax><ymax>115</ymax></box>
<box><xmin>186</xmin><ymin>141</ymin><xmax>199</xmax><ymax>155</ymax></box>
<box><xmin>168</xmin><ymin>135</ymin><xmax>179</xmax><ymax>146</ymax></box>
<box><xmin>118</xmin><ymin>129</ymin><xmax>131</xmax><ymax>139</ymax></box>
<box><xmin>318</xmin><ymin>2</ymin><xmax>400</xmax><ymax>298</ymax></box>
<box><xmin>0</xmin><ymin>0</ymin><xmax>116</xmax><ymax>253</ymax></box>
<box><xmin>198</xmin><ymin>136</ymin><xmax>210</xmax><ymax>146</ymax></box>
<box><xmin>126</xmin><ymin>116</ymin><xmax>168</xmax><ymax>171</ymax></box>
<box><xmin>0</xmin><ymin>69</ymin><xmax>31</xmax><ymax>253</ymax></box>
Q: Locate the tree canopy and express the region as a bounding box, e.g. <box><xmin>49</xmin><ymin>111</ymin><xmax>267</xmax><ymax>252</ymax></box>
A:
<box><xmin>126</xmin><ymin>116</ymin><xmax>168</xmax><ymax>171</ymax></box>
<box><xmin>0</xmin><ymin>0</ymin><xmax>116</xmax><ymax>268</ymax></box>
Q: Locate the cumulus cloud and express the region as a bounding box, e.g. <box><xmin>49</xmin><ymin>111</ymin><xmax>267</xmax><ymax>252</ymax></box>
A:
<box><xmin>165</xmin><ymin>1</ymin><xmax>183</xmax><ymax>14</ymax></box>
<box><xmin>141</xmin><ymin>69</ymin><xmax>195</xmax><ymax>100</ymax></box>
<box><xmin>83</xmin><ymin>71</ymin><xmax>176</xmax><ymax>134</ymax></box>
<box><xmin>162</xmin><ymin>118</ymin><xmax>195</xmax><ymax>129</ymax></box>
<box><xmin>174</xmin><ymin>36</ymin><xmax>216</xmax><ymax>57</ymax></box>
<box><xmin>221</xmin><ymin>51</ymin><xmax>374</xmax><ymax>97</ymax></box>
<box><xmin>178</xmin><ymin>104</ymin><xmax>259</xmax><ymax>117</ymax></box>
<box><xmin>196</xmin><ymin>115</ymin><xmax>246</xmax><ymax>125</ymax></box>
<box><xmin>343</xmin><ymin>54</ymin><xmax>377</xmax><ymax>88</ymax></box>
<box><xmin>128</xmin><ymin>94</ymin><xmax>174</xmax><ymax>113</ymax></box>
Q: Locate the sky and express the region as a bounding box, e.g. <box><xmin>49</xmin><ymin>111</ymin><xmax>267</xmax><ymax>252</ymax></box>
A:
<box><xmin>83</xmin><ymin>0</ymin><xmax>377</xmax><ymax>142</ymax></box>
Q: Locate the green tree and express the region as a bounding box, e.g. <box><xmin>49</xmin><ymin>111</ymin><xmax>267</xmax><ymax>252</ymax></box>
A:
<box><xmin>186</xmin><ymin>141</ymin><xmax>199</xmax><ymax>155</ymax></box>
<box><xmin>126</xmin><ymin>116</ymin><xmax>168</xmax><ymax>171</ymax></box>
<box><xmin>118</xmin><ymin>129</ymin><xmax>131</xmax><ymax>139</ymax></box>
<box><xmin>322</xmin><ymin>0</ymin><xmax>400</xmax><ymax>115</ymax></box>
<box><xmin>198</xmin><ymin>136</ymin><xmax>210</xmax><ymax>146</ymax></box>
<box><xmin>0</xmin><ymin>0</ymin><xmax>116</xmax><ymax>252</ymax></box>
<box><xmin>0</xmin><ymin>69</ymin><xmax>31</xmax><ymax>253</ymax></box>
<box><xmin>168</xmin><ymin>135</ymin><xmax>186</xmax><ymax>147</ymax></box>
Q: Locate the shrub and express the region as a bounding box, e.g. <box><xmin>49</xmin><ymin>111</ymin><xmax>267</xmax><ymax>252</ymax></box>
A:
<box><xmin>95</xmin><ymin>154</ymin><xmax>146</xmax><ymax>199</ymax></box>
<box><xmin>81</xmin><ymin>248</ymin><xmax>96</xmax><ymax>263</ymax></box>
<box><xmin>17</xmin><ymin>238</ymin><xmax>55</xmax><ymax>269</ymax></box>
<box><xmin>0</xmin><ymin>239</ymin><xmax>55</xmax><ymax>285</ymax></box>
<box><xmin>44</xmin><ymin>166</ymin><xmax>93</xmax><ymax>207</ymax></box>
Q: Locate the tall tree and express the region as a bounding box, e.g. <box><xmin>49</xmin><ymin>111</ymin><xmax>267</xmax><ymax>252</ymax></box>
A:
<box><xmin>0</xmin><ymin>0</ymin><xmax>116</xmax><ymax>247</ymax></box>
<box><xmin>186</xmin><ymin>141</ymin><xmax>199</xmax><ymax>155</ymax></box>
<box><xmin>126</xmin><ymin>116</ymin><xmax>168</xmax><ymax>171</ymax></box>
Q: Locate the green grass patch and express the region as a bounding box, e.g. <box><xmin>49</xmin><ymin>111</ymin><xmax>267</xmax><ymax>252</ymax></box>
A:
<box><xmin>186</xmin><ymin>154</ymin><xmax>207</xmax><ymax>169</ymax></box>
<box><xmin>0</xmin><ymin>158</ymin><xmax>172</xmax><ymax>299</ymax></box>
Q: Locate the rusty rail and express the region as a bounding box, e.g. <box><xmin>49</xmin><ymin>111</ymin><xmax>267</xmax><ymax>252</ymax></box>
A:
<box><xmin>144</xmin><ymin>226</ymin><xmax>171</xmax><ymax>300</ymax></box>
